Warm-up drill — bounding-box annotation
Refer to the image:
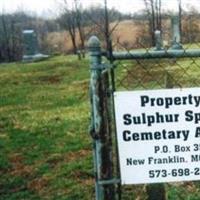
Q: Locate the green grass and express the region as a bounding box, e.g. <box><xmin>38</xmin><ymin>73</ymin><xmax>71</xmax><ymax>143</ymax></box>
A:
<box><xmin>1</xmin><ymin>55</ymin><xmax>200</xmax><ymax>199</ymax></box>
<box><xmin>0</xmin><ymin>55</ymin><xmax>94</xmax><ymax>200</ymax></box>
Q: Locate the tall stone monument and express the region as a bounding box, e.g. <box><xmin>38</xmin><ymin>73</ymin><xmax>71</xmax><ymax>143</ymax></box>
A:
<box><xmin>22</xmin><ymin>29</ymin><xmax>48</xmax><ymax>61</ymax></box>
<box><xmin>171</xmin><ymin>15</ymin><xmax>183</xmax><ymax>50</ymax></box>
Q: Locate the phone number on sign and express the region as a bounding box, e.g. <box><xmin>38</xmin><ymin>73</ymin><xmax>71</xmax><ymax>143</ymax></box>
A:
<box><xmin>149</xmin><ymin>168</ymin><xmax>200</xmax><ymax>178</ymax></box>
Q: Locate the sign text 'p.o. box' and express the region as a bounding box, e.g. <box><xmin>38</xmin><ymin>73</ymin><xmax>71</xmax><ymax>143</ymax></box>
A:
<box><xmin>114</xmin><ymin>88</ymin><xmax>200</xmax><ymax>185</ymax></box>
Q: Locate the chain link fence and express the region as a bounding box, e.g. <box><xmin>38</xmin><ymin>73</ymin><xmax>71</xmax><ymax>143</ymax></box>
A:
<box><xmin>89</xmin><ymin>3</ymin><xmax>200</xmax><ymax>199</ymax></box>
<box><xmin>108</xmin><ymin>12</ymin><xmax>200</xmax><ymax>200</ymax></box>
<box><xmin>112</xmin><ymin>18</ymin><xmax>200</xmax><ymax>90</ymax></box>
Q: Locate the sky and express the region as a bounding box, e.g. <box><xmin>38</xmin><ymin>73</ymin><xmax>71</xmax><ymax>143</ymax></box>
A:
<box><xmin>0</xmin><ymin>0</ymin><xmax>200</xmax><ymax>17</ymax></box>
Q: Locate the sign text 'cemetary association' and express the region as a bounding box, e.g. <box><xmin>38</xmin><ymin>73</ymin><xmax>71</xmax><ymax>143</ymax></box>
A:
<box><xmin>114</xmin><ymin>88</ymin><xmax>200</xmax><ymax>185</ymax></box>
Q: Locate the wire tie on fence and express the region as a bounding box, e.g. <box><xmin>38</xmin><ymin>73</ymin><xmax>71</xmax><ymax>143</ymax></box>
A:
<box><xmin>101</xmin><ymin>50</ymin><xmax>107</xmax><ymax>57</ymax></box>
<box><xmin>89</xmin><ymin>124</ymin><xmax>100</xmax><ymax>140</ymax></box>
<box><xmin>102</xmin><ymin>63</ymin><xmax>113</xmax><ymax>69</ymax></box>
<box><xmin>90</xmin><ymin>64</ymin><xmax>104</xmax><ymax>70</ymax></box>
<box><xmin>92</xmin><ymin>64</ymin><xmax>115</xmax><ymax>73</ymax></box>
<box><xmin>90</xmin><ymin>63</ymin><xmax>113</xmax><ymax>70</ymax></box>
<box><xmin>106</xmin><ymin>88</ymin><xmax>114</xmax><ymax>97</ymax></box>
<box><xmin>98</xmin><ymin>178</ymin><xmax>121</xmax><ymax>185</ymax></box>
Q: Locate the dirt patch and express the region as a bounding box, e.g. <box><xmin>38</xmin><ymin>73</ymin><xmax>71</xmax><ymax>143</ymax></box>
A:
<box><xmin>27</xmin><ymin>176</ymin><xmax>50</xmax><ymax>192</ymax></box>
<box><xmin>45</xmin><ymin>153</ymin><xmax>64</xmax><ymax>168</ymax></box>
<box><xmin>71</xmin><ymin>170</ymin><xmax>94</xmax><ymax>186</ymax></box>
<box><xmin>11</xmin><ymin>165</ymin><xmax>34</xmax><ymax>177</ymax></box>
<box><xmin>9</xmin><ymin>153</ymin><xmax>34</xmax><ymax>178</ymax></box>
<box><xmin>9</xmin><ymin>153</ymin><xmax>23</xmax><ymax>166</ymax></box>
<box><xmin>65</xmin><ymin>149</ymin><xmax>91</xmax><ymax>163</ymax></box>
<box><xmin>72</xmin><ymin>170</ymin><xmax>93</xmax><ymax>179</ymax></box>
<box><xmin>44</xmin><ymin>149</ymin><xmax>91</xmax><ymax>169</ymax></box>
<box><xmin>37</xmin><ymin>75</ymin><xmax>62</xmax><ymax>84</ymax></box>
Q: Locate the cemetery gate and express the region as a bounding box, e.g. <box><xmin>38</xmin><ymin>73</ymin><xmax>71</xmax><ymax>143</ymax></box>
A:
<box><xmin>88</xmin><ymin>16</ymin><xmax>200</xmax><ymax>200</ymax></box>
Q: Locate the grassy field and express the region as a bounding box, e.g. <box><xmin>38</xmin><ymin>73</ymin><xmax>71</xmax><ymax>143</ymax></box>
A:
<box><xmin>2</xmin><ymin>55</ymin><xmax>200</xmax><ymax>200</ymax></box>
<box><xmin>0</xmin><ymin>56</ymin><xmax>94</xmax><ymax>200</ymax></box>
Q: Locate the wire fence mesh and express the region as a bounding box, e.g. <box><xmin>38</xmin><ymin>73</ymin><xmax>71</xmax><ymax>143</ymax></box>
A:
<box><xmin>115</xmin><ymin>57</ymin><xmax>200</xmax><ymax>91</ymax></box>
<box><xmin>105</xmin><ymin>9</ymin><xmax>200</xmax><ymax>200</ymax></box>
<box><xmin>112</xmin><ymin>15</ymin><xmax>200</xmax><ymax>91</ymax></box>
<box><xmin>112</xmin><ymin>57</ymin><xmax>200</xmax><ymax>200</ymax></box>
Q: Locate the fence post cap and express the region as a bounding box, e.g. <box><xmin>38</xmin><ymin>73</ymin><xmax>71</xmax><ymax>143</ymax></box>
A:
<box><xmin>88</xmin><ymin>36</ymin><xmax>100</xmax><ymax>49</ymax></box>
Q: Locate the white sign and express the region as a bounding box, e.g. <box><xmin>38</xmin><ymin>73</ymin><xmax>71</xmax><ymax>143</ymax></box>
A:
<box><xmin>114</xmin><ymin>88</ymin><xmax>200</xmax><ymax>185</ymax></box>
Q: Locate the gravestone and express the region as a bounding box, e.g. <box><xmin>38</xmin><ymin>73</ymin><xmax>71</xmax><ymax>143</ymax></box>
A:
<box><xmin>22</xmin><ymin>29</ymin><xmax>49</xmax><ymax>61</ymax></box>
<box><xmin>154</xmin><ymin>30</ymin><xmax>163</xmax><ymax>50</ymax></box>
<box><xmin>171</xmin><ymin>15</ymin><xmax>183</xmax><ymax>49</ymax></box>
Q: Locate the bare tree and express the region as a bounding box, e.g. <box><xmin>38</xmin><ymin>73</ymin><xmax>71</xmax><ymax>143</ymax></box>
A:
<box><xmin>104</xmin><ymin>0</ymin><xmax>111</xmax><ymax>52</ymax></box>
<box><xmin>144</xmin><ymin>0</ymin><xmax>162</xmax><ymax>46</ymax></box>
<box><xmin>178</xmin><ymin>0</ymin><xmax>182</xmax><ymax>41</ymax></box>
<box><xmin>103</xmin><ymin>0</ymin><xmax>122</xmax><ymax>54</ymax></box>
<box><xmin>182</xmin><ymin>6</ymin><xmax>200</xmax><ymax>43</ymax></box>
<box><xmin>57</xmin><ymin>0</ymin><xmax>86</xmax><ymax>58</ymax></box>
<box><xmin>0</xmin><ymin>12</ymin><xmax>23</xmax><ymax>62</ymax></box>
<box><xmin>73</xmin><ymin>0</ymin><xmax>85</xmax><ymax>58</ymax></box>
<box><xmin>58</xmin><ymin>0</ymin><xmax>77</xmax><ymax>55</ymax></box>
<box><xmin>1</xmin><ymin>14</ymin><xmax>11</xmax><ymax>60</ymax></box>
<box><xmin>0</xmin><ymin>10</ymin><xmax>60</xmax><ymax>62</ymax></box>
<box><xmin>85</xmin><ymin>0</ymin><xmax>121</xmax><ymax>54</ymax></box>
<box><xmin>156</xmin><ymin>0</ymin><xmax>162</xmax><ymax>30</ymax></box>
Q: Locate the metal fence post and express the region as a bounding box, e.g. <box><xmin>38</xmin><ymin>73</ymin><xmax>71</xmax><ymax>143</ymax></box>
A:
<box><xmin>88</xmin><ymin>36</ymin><xmax>115</xmax><ymax>200</ymax></box>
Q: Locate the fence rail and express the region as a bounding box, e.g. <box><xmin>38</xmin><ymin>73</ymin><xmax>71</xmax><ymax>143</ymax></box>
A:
<box><xmin>105</xmin><ymin>49</ymin><xmax>200</xmax><ymax>60</ymax></box>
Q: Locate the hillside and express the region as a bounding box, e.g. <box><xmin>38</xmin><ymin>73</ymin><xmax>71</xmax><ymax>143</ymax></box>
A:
<box><xmin>1</xmin><ymin>55</ymin><xmax>200</xmax><ymax>199</ymax></box>
<box><xmin>0</xmin><ymin>56</ymin><xmax>94</xmax><ymax>199</ymax></box>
